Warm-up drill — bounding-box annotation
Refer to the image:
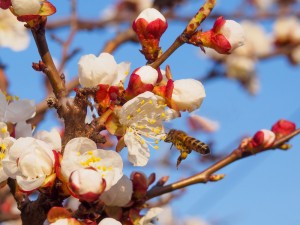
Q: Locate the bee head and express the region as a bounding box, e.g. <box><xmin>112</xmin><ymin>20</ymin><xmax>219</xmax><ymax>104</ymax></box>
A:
<box><xmin>165</xmin><ymin>129</ymin><xmax>176</xmax><ymax>142</ymax></box>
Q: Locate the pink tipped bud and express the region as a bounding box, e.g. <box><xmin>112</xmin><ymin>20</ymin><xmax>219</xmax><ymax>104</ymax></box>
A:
<box><xmin>125</xmin><ymin>66</ymin><xmax>158</xmax><ymax>99</ymax></box>
<box><xmin>132</xmin><ymin>8</ymin><xmax>168</xmax><ymax>61</ymax></box>
<box><xmin>69</xmin><ymin>168</ymin><xmax>106</xmax><ymax>202</ymax></box>
<box><xmin>271</xmin><ymin>119</ymin><xmax>296</xmax><ymax>138</ymax></box>
<box><xmin>190</xmin><ymin>17</ymin><xmax>245</xmax><ymax>54</ymax></box>
<box><xmin>133</xmin><ymin>8</ymin><xmax>167</xmax><ymax>40</ymax></box>
<box><xmin>251</xmin><ymin>129</ymin><xmax>276</xmax><ymax>148</ymax></box>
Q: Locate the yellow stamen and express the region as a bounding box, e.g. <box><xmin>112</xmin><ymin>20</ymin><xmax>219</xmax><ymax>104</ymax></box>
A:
<box><xmin>141</xmin><ymin>100</ymin><xmax>145</xmax><ymax>105</ymax></box>
<box><xmin>137</xmin><ymin>108</ymin><xmax>141</xmax><ymax>113</ymax></box>
<box><xmin>1</xmin><ymin>127</ymin><xmax>7</xmax><ymax>133</ymax></box>
<box><xmin>127</xmin><ymin>115</ymin><xmax>131</xmax><ymax>120</ymax></box>
<box><xmin>153</xmin><ymin>146</ymin><xmax>159</xmax><ymax>150</ymax></box>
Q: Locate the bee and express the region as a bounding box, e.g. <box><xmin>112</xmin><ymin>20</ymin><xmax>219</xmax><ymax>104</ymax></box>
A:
<box><xmin>164</xmin><ymin>129</ymin><xmax>210</xmax><ymax>168</ymax></box>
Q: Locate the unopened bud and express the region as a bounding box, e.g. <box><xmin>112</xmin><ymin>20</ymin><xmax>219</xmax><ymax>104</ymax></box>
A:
<box><xmin>125</xmin><ymin>66</ymin><xmax>158</xmax><ymax>99</ymax></box>
<box><xmin>209</xmin><ymin>174</ymin><xmax>225</xmax><ymax>182</ymax></box>
<box><xmin>271</xmin><ymin>119</ymin><xmax>296</xmax><ymax>139</ymax></box>
<box><xmin>251</xmin><ymin>129</ymin><xmax>276</xmax><ymax>148</ymax></box>
<box><xmin>69</xmin><ymin>168</ymin><xmax>106</xmax><ymax>202</ymax></box>
<box><xmin>190</xmin><ymin>17</ymin><xmax>245</xmax><ymax>54</ymax></box>
<box><xmin>132</xmin><ymin>8</ymin><xmax>168</xmax><ymax>61</ymax></box>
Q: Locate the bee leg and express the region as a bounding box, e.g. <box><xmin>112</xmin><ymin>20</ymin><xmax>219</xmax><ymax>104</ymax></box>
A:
<box><xmin>176</xmin><ymin>151</ymin><xmax>190</xmax><ymax>169</ymax></box>
<box><xmin>169</xmin><ymin>144</ymin><xmax>174</xmax><ymax>150</ymax></box>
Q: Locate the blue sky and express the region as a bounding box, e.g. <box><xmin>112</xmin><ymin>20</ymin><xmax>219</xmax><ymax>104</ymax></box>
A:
<box><xmin>1</xmin><ymin>1</ymin><xmax>300</xmax><ymax>225</ymax></box>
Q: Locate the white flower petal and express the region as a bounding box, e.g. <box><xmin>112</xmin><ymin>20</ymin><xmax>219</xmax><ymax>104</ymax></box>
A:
<box><xmin>15</xmin><ymin>121</ymin><xmax>32</xmax><ymax>138</ymax></box>
<box><xmin>0</xmin><ymin>169</ymin><xmax>8</xmax><ymax>183</ymax></box>
<box><xmin>16</xmin><ymin>174</ymin><xmax>45</xmax><ymax>191</ymax></box>
<box><xmin>100</xmin><ymin>175</ymin><xmax>133</xmax><ymax>207</ymax></box>
<box><xmin>136</xmin><ymin>8</ymin><xmax>166</xmax><ymax>22</ymax></box>
<box><xmin>11</xmin><ymin>0</ymin><xmax>41</xmax><ymax>16</ymax></box>
<box><xmin>172</xmin><ymin>79</ymin><xmax>206</xmax><ymax>112</ymax></box>
<box><xmin>135</xmin><ymin>66</ymin><xmax>158</xmax><ymax>85</ymax></box>
<box><xmin>0</xmin><ymin>90</ymin><xmax>8</xmax><ymax>121</ymax></box>
<box><xmin>6</xmin><ymin>99</ymin><xmax>35</xmax><ymax>123</ymax></box>
<box><xmin>35</xmin><ymin>129</ymin><xmax>62</xmax><ymax>152</ymax></box>
<box><xmin>124</xmin><ymin>131</ymin><xmax>150</xmax><ymax>166</ymax></box>
<box><xmin>138</xmin><ymin>207</ymin><xmax>163</xmax><ymax>225</ymax></box>
<box><xmin>220</xmin><ymin>20</ymin><xmax>245</xmax><ymax>52</ymax></box>
<box><xmin>98</xmin><ymin>218</ymin><xmax>122</xmax><ymax>225</ymax></box>
<box><xmin>113</xmin><ymin>61</ymin><xmax>131</xmax><ymax>85</ymax></box>
<box><xmin>63</xmin><ymin>137</ymin><xmax>97</xmax><ymax>157</ymax></box>
<box><xmin>69</xmin><ymin>168</ymin><xmax>105</xmax><ymax>196</ymax></box>
<box><xmin>78</xmin><ymin>53</ymin><xmax>118</xmax><ymax>87</ymax></box>
<box><xmin>2</xmin><ymin>159</ymin><xmax>19</xmax><ymax>178</ymax></box>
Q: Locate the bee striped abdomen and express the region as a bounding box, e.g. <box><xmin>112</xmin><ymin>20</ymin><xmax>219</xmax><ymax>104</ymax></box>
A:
<box><xmin>189</xmin><ymin>138</ymin><xmax>210</xmax><ymax>155</ymax></box>
<box><xmin>165</xmin><ymin>129</ymin><xmax>210</xmax><ymax>168</ymax></box>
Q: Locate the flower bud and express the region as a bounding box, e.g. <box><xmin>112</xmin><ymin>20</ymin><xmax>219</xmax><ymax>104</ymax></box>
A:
<box><xmin>132</xmin><ymin>8</ymin><xmax>168</xmax><ymax>61</ymax></box>
<box><xmin>125</xmin><ymin>66</ymin><xmax>158</xmax><ymax>99</ymax></box>
<box><xmin>131</xmin><ymin>171</ymin><xmax>148</xmax><ymax>200</ymax></box>
<box><xmin>0</xmin><ymin>0</ymin><xmax>12</xmax><ymax>9</ymax></box>
<box><xmin>251</xmin><ymin>129</ymin><xmax>276</xmax><ymax>148</ymax></box>
<box><xmin>11</xmin><ymin>0</ymin><xmax>41</xmax><ymax>16</ymax></box>
<box><xmin>100</xmin><ymin>175</ymin><xmax>133</xmax><ymax>207</ymax></box>
<box><xmin>78</xmin><ymin>53</ymin><xmax>130</xmax><ymax>88</ymax></box>
<box><xmin>271</xmin><ymin>119</ymin><xmax>296</xmax><ymax>138</ymax></box>
<box><xmin>69</xmin><ymin>168</ymin><xmax>106</xmax><ymax>202</ymax></box>
<box><xmin>273</xmin><ymin>17</ymin><xmax>299</xmax><ymax>45</ymax></box>
<box><xmin>98</xmin><ymin>218</ymin><xmax>122</xmax><ymax>225</ymax></box>
<box><xmin>50</xmin><ymin>218</ymin><xmax>81</xmax><ymax>225</ymax></box>
<box><xmin>190</xmin><ymin>17</ymin><xmax>245</xmax><ymax>54</ymax></box>
<box><xmin>171</xmin><ymin>79</ymin><xmax>206</xmax><ymax>112</ymax></box>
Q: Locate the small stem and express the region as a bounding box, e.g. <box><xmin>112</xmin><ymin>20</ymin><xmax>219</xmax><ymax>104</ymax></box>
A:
<box><xmin>31</xmin><ymin>27</ymin><xmax>66</xmax><ymax>99</ymax></box>
<box><xmin>150</xmin><ymin>0</ymin><xmax>217</xmax><ymax>69</ymax></box>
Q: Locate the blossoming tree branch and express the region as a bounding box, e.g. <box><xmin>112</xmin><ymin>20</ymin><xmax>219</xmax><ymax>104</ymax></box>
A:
<box><xmin>0</xmin><ymin>0</ymin><xmax>299</xmax><ymax>225</ymax></box>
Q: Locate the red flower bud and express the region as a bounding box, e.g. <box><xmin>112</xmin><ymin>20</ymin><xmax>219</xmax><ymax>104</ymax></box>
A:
<box><xmin>271</xmin><ymin>119</ymin><xmax>296</xmax><ymax>138</ymax></box>
<box><xmin>132</xmin><ymin>8</ymin><xmax>168</xmax><ymax>61</ymax></box>
<box><xmin>189</xmin><ymin>16</ymin><xmax>245</xmax><ymax>54</ymax></box>
<box><xmin>125</xmin><ymin>66</ymin><xmax>158</xmax><ymax>99</ymax></box>
<box><xmin>251</xmin><ymin>129</ymin><xmax>275</xmax><ymax>148</ymax></box>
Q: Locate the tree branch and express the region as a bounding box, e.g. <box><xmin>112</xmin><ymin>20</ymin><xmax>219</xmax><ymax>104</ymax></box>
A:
<box><xmin>146</xmin><ymin>128</ymin><xmax>300</xmax><ymax>199</ymax></box>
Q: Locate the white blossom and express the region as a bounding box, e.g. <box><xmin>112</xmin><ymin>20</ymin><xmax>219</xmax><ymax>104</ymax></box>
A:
<box><xmin>0</xmin><ymin>9</ymin><xmax>30</xmax><ymax>51</ymax></box>
<box><xmin>219</xmin><ymin>20</ymin><xmax>245</xmax><ymax>52</ymax></box>
<box><xmin>225</xmin><ymin>55</ymin><xmax>256</xmax><ymax>80</ymax></box>
<box><xmin>135</xmin><ymin>8</ymin><xmax>166</xmax><ymax>23</ymax></box>
<box><xmin>60</xmin><ymin>137</ymin><xmax>123</xmax><ymax>191</ymax></box>
<box><xmin>273</xmin><ymin>16</ymin><xmax>299</xmax><ymax>43</ymax></box>
<box><xmin>98</xmin><ymin>218</ymin><xmax>122</xmax><ymax>225</ymax></box>
<box><xmin>35</xmin><ymin>129</ymin><xmax>62</xmax><ymax>152</ymax></box>
<box><xmin>135</xmin><ymin>66</ymin><xmax>158</xmax><ymax>85</ymax></box>
<box><xmin>115</xmin><ymin>91</ymin><xmax>177</xmax><ymax>166</ymax></box>
<box><xmin>2</xmin><ymin>137</ymin><xmax>56</xmax><ymax>191</ymax></box>
<box><xmin>172</xmin><ymin>79</ymin><xmax>206</xmax><ymax>112</ymax></box>
<box><xmin>0</xmin><ymin>90</ymin><xmax>35</xmax><ymax>138</ymax></box>
<box><xmin>78</xmin><ymin>53</ymin><xmax>130</xmax><ymax>87</ymax></box>
<box><xmin>69</xmin><ymin>168</ymin><xmax>106</xmax><ymax>202</ymax></box>
<box><xmin>11</xmin><ymin>0</ymin><xmax>41</xmax><ymax>16</ymax></box>
<box><xmin>252</xmin><ymin>0</ymin><xmax>275</xmax><ymax>11</ymax></box>
<box><xmin>0</xmin><ymin>123</ymin><xmax>15</xmax><ymax>183</ymax></box>
<box><xmin>0</xmin><ymin>90</ymin><xmax>35</xmax><ymax>123</ymax></box>
<box><xmin>138</xmin><ymin>207</ymin><xmax>163</xmax><ymax>225</ymax></box>
<box><xmin>49</xmin><ymin>218</ymin><xmax>81</xmax><ymax>225</ymax></box>
<box><xmin>237</xmin><ymin>21</ymin><xmax>272</xmax><ymax>57</ymax></box>
<box><xmin>100</xmin><ymin>175</ymin><xmax>133</xmax><ymax>206</ymax></box>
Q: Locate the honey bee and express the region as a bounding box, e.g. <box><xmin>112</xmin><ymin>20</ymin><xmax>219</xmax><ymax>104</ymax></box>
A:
<box><xmin>164</xmin><ymin>129</ymin><xmax>210</xmax><ymax>168</ymax></box>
